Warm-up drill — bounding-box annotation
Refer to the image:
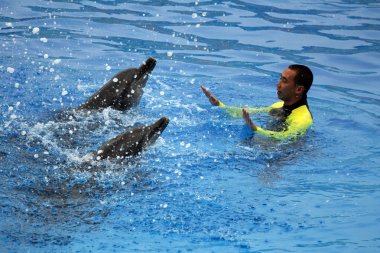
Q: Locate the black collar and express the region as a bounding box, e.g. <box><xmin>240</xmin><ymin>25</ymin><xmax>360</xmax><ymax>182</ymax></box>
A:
<box><xmin>283</xmin><ymin>96</ymin><xmax>308</xmax><ymax>113</ymax></box>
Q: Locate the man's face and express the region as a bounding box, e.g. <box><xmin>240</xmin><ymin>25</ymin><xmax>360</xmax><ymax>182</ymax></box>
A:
<box><xmin>277</xmin><ymin>68</ymin><xmax>298</xmax><ymax>102</ymax></box>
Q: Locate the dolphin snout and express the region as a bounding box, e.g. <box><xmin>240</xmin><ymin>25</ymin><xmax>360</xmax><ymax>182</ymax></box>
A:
<box><xmin>140</xmin><ymin>57</ymin><xmax>157</xmax><ymax>75</ymax></box>
<box><xmin>155</xmin><ymin>117</ymin><xmax>170</xmax><ymax>131</ymax></box>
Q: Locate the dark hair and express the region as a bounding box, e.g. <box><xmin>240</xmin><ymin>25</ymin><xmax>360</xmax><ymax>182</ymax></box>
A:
<box><xmin>288</xmin><ymin>64</ymin><xmax>313</xmax><ymax>94</ymax></box>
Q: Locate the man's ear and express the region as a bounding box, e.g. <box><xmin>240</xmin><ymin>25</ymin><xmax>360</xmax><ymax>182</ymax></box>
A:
<box><xmin>296</xmin><ymin>85</ymin><xmax>305</xmax><ymax>96</ymax></box>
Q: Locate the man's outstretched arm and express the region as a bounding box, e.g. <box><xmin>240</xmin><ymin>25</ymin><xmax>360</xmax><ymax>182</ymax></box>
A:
<box><xmin>201</xmin><ymin>85</ymin><xmax>225</xmax><ymax>106</ymax></box>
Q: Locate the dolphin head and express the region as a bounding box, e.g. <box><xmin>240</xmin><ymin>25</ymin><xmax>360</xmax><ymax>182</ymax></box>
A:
<box><xmin>94</xmin><ymin>117</ymin><xmax>169</xmax><ymax>160</ymax></box>
<box><xmin>142</xmin><ymin>117</ymin><xmax>170</xmax><ymax>148</ymax></box>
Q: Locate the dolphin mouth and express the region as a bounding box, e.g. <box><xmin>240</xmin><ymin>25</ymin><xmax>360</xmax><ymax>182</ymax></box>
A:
<box><xmin>154</xmin><ymin>117</ymin><xmax>170</xmax><ymax>132</ymax></box>
<box><xmin>143</xmin><ymin>117</ymin><xmax>169</xmax><ymax>148</ymax></box>
<box><xmin>139</xmin><ymin>57</ymin><xmax>157</xmax><ymax>76</ymax></box>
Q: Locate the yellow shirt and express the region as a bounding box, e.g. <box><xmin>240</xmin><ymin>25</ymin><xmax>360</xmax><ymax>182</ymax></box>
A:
<box><xmin>220</xmin><ymin>100</ymin><xmax>313</xmax><ymax>140</ymax></box>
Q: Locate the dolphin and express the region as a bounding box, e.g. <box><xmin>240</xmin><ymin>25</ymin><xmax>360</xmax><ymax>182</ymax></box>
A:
<box><xmin>94</xmin><ymin>117</ymin><xmax>170</xmax><ymax>160</ymax></box>
<box><xmin>79</xmin><ymin>57</ymin><xmax>157</xmax><ymax>111</ymax></box>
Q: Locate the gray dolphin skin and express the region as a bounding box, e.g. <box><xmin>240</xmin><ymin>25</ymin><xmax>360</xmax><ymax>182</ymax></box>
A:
<box><xmin>79</xmin><ymin>57</ymin><xmax>157</xmax><ymax>111</ymax></box>
<box><xmin>95</xmin><ymin>117</ymin><xmax>170</xmax><ymax>160</ymax></box>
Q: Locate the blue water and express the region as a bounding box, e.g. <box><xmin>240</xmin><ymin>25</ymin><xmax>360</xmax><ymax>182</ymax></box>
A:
<box><xmin>1</xmin><ymin>0</ymin><xmax>380</xmax><ymax>252</ymax></box>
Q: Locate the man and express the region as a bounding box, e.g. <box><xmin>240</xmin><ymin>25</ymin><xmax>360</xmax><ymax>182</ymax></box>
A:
<box><xmin>201</xmin><ymin>64</ymin><xmax>313</xmax><ymax>140</ymax></box>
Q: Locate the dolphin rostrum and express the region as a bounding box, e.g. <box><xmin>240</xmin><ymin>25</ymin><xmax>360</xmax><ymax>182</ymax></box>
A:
<box><xmin>79</xmin><ymin>57</ymin><xmax>157</xmax><ymax>111</ymax></box>
<box><xmin>94</xmin><ymin>117</ymin><xmax>170</xmax><ymax>160</ymax></box>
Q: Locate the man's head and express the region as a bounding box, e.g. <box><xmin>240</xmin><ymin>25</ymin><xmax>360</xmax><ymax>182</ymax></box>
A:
<box><xmin>277</xmin><ymin>64</ymin><xmax>313</xmax><ymax>105</ymax></box>
<box><xmin>288</xmin><ymin>64</ymin><xmax>313</xmax><ymax>95</ymax></box>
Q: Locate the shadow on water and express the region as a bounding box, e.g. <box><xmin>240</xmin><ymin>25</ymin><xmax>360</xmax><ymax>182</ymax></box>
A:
<box><xmin>1</xmin><ymin>148</ymin><xmax>159</xmax><ymax>248</ymax></box>
<box><xmin>236</xmin><ymin>127</ymin><xmax>319</xmax><ymax>186</ymax></box>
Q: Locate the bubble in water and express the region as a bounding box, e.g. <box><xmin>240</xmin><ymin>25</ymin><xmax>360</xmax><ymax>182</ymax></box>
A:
<box><xmin>167</xmin><ymin>51</ymin><xmax>173</xmax><ymax>57</ymax></box>
<box><xmin>52</xmin><ymin>59</ymin><xmax>61</xmax><ymax>65</ymax></box>
<box><xmin>21</xmin><ymin>130</ymin><xmax>27</xmax><ymax>136</ymax></box>
<box><xmin>7</xmin><ymin>67</ymin><xmax>15</xmax><ymax>73</ymax></box>
<box><xmin>160</xmin><ymin>91</ymin><xmax>165</xmax><ymax>96</ymax></box>
<box><xmin>61</xmin><ymin>88</ymin><xmax>68</xmax><ymax>96</ymax></box>
<box><xmin>113</xmin><ymin>78</ymin><xmax>118</xmax><ymax>82</ymax></box>
<box><xmin>191</xmin><ymin>13</ymin><xmax>197</xmax><ymax>18</ymax></box>
<box><xmin>15</xmin><ymin>83</ymin><xmax>20</xmax><ymax>88</ymax></box>
<box><xmin>105</xmin><ymin>64</ymin><xmax>111</xmax><ymax>71</ymax></box>
<box><xmin>5</xmin><ymin>22</ymin><xmax>13</xmax><ymax>27</ymax></box>
<box><xmin>40</xmin><ymin>37</ymin><xmax>48</xmax><ymax>43</ymax></box>
<box><xmin>160</xmin><ymin>203</ymin><xmax>168</xmax><ymax>208</ymax></box>
<box><xmin>34</xmin><ymin>154</ymin><xmax>39</xmax><ymax>159</ymax></box>
<box><xmin>43</xmin><ymin>54</ymin><xmax>49</xmax><ymax>59</ymax></box>
<box><xmin>32</xmin><ymin>27</ymin><xmax>40</xmax><ymax>34</ymax></box>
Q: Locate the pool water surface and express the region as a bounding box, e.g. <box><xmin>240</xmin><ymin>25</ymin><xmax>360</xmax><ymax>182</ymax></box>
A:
<box><xmin>1</xmin><ymin>0</ymin><xmax>380</xmax><ymax>252</ymax></box>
